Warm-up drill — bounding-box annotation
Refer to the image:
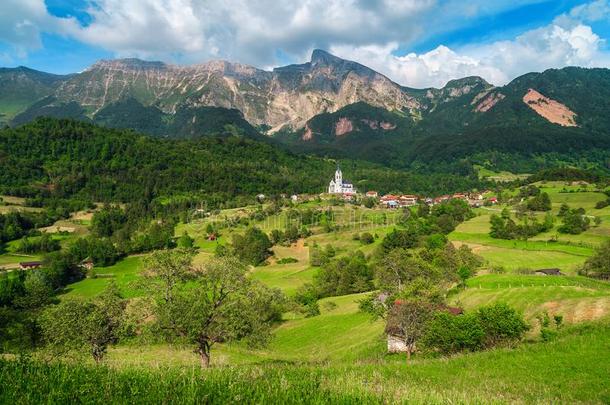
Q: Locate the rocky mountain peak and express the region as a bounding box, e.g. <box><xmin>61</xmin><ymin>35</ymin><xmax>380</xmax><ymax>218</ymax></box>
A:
<box><xmin>88</xmin><ymin>58</ymin><xmax>168</xmax><ymax>72</ymax></box>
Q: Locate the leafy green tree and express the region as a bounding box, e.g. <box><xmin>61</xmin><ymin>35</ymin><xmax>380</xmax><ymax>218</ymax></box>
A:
<box><xmin>40</xmin><ymin>283</ymin><xmax>125</xmax><ymax>363</ymax></box>
<box><xmin>385</xmin><ymin>299</ymin><xmax>435</xmax><ymax>361</ymax></box>
<box><xmin>582</xmin><ymin>240</ymin><xmax>610</xmax><ymax>279</ymax></box>
<box><xmin>314</xmin><ymin>251</ymin><xmax>373</xmax><ymax>297</ymax></box>
<box><xmin>558</xmin><ymin>203</ymin><xmax>570</xmax><ymax>217</ymax></box>
<box><xmin>151</xmin><ymin>256</ymin><xmax>282</xmax><ymax>367</ymax></box>
<box><xmin>177</xmin><ymin>231</ymin><xmax>194</xmax><ymax>249</ymax></box>
<box><xmin>558</xmin><ymin>209</ymin><xmax>590</xmax><ymax>234</ymax></box>
<box><xmin>231</xmin><ymin>227</ymin><xmax>272</xmax><ymax>266</ymax></box>
<box><xmin>526</xmin><ymin>192</ymin><xmax>552</xmax><ymax>211</ymax></box>
<box><xmin>362</xmin><ymin>197</ymin><xmax>376</xmax><ymax>208</ymax></box>
<box><xmin>142</xmin><ymin>249</ymin><xmax>194</xmax><ymax>306</ymax></box>
<box><xmin>360</xmin><ymin>232</ymin><xmax>374</xmax><ymax>244</ymax></box>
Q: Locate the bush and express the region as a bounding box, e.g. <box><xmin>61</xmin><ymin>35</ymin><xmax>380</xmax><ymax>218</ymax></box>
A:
<box><xmin>422</xmin><ymin>311</ymin><xmax>485</xmax><ymax>354</ymax></box>
<box><xmin>359</xmin><ymin>232</ymin><xmax>374</xmax><ymax>245</ymax></box>
<box><xmin>476</xmin><ymin>303</ymin><xmax>529</xmax><ymax>347</ymax></box>
<box><xmin>276</xmin><ymin>257</ymin><xmax>298</xmax><ymax>264</ymax></box>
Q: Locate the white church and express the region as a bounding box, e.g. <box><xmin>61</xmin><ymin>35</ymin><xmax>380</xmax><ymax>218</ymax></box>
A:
<box><xmin>328</xmin><ymin>164</ymin><xmax>356</xmax><ymax>194</ymax></box>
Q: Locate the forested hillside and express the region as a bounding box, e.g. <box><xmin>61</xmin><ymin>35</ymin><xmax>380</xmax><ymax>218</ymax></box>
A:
<box><xmin>0</xmin><ymin>118</ymin><xmax>487</xmax><ymax>205</ymax></box>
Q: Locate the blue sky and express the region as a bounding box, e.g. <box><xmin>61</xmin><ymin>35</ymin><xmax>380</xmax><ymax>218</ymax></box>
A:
<box><xmin>0</xmin><ymin>0</ymin><xmax>609</xmax><ymax>87</ymax></box>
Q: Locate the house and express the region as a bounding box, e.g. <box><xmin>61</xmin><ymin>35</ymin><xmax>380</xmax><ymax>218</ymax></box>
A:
<box><xmin>452</xmin><ymin>193</ymin><xmax>467</xmax><ymax>200</ymax></box>
<box><xmin>380</xmin><ymin>195</ymin><xmax>399</xmax><ymax>208</ymax></box>
<box><xmin>256</xmin><ymin>194</ymin><xmax>265</xmax><ymax>202</ymax></box>
<box><xmin>291</xmin><ymin>194</ymin><xmax>298</xmax><ymax>202</ymax></box>
<box><xmin>488</xmin><ymin>197</ymin><xmax>498</xmax><ymax>204</ymax></box>
<box><xmin>342</xmin><ymin>193</ymin><xmax>356</xmax><ymax>201</ymax></box>
<box><xmin>434</xmin><ymin>195</ymin><xmax>451</xmax><ymax>205</ymax></box>
<box><xmin>468</xmin><ymin>199</ymin><xmax>482</xmax><ymax>208</ymax></box>
<box><xmin>365</xmin><ymin>191</ymin><xmax>378</xmax><ymax>198</ymax></box>
<box><xmin>328</xmin><ymin>164</ymin><xmax>357</xmax><ymax>194</ymax></box>
<box><xmin>79</xmin><ymin>257</ymin><xmax>94</xmax><ymax>271</ymax></box>
<box><xmin>207</xmin><ymin>233</ymin><xmax>217</xmax><ymax>241</ymax></box>
<box><xmin>19</xmin><ymin>261</ymin><xmax>43</xmax><ymax>270</ymax></box>
<box><xmin>399</xmin><ymin>195</ymin><xmax>418</xmax><ymax>207</ymax></box>
<box><xmin>535</xmin><ymin>268</ymin><xmax>564</xmax><ymax>276</ymax></box>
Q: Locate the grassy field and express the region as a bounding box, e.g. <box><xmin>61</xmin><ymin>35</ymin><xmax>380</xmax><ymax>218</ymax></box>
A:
<box><xmin>452</xmin><ymin>274</ymin><xmax>610</xmax><ymax>327</ymax></box>
<box><xmin>62</xmin><ymin>256</ymin><xmax>143</xmax><ymax>299</ymax></box>
<box><xmin>3</xmin><ymin>319</ymin><xmax>609</xmax><ymax>403</ymax></box>
<box><xmin>25</xmin><ymin>192</ymin><xmax>608</xmax><ymax>403</ymax></box>
<box><xmin>474</xmin><ymin>165</ymin><xmax>530</xmax><ymax>182</ymax></box>
<box><xmin>449</xmin><ymin>184</ymin><xmax>610</xmax><ymax>274</ymax></box>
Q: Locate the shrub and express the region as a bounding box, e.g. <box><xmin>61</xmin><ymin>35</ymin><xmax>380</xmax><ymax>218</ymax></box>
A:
<box><xmin>276</xmin><ymin>257</ymin><xmax>298</xmax><ymax>264</ymax></box>
<box><xmin>476</xmin><ymin>303</ymin><xmax>529</xmax><ymax>347</ymax></box>
<box><xmin>422</xmin><ymin>311</ymin><xmax>484</xmax><ymax>355</ymax></box>
<box><xmin>360</xmin><ymin>232</ymin><xmax>374</xmax><ymax>245</ymax></box>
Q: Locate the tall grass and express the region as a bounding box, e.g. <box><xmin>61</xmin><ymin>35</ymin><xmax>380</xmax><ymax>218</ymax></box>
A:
<box><xmin>2</xmin><ymin>320</ymin><xmax>609</xmax><ymax>404</ymax></box>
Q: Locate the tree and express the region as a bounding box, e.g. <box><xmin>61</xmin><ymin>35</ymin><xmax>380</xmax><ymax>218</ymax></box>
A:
<box><xmin>558</xmin><ymin>209</ymin><xmax>590</xmax><ymax>234</ymax></box>
<box><xmin>40</xmin><ymin>283</ymin><xmax>125</xmax><ymax>363</ymax></box>
<box><xmin>177</xmin><ymin>231</ymin><xmax>195</xmax><ymax>249</ymax></box>
<box><xmin>385</xmin><ymin>299</ymin><xmax>435</xmax><ymax>360</ymax></box>
<box><xmin>142</xmin><ymin>249</ymin><xmax>194</xmax><ymax>306</ymax></box>
<box><xmin>231</xmin><ymin>227</ymin><xmax>272</xmax><ymax>266</ymax></box>
<box><xmin>314</xmin><ymin>251</ymin><xmax>373</xmax><ymax>297</ymax></box>
<box><xmin>558</xmin><ymin>203</ymin><xmax>570</xmax><ymax>217</ymax></box>
<box><xmin>526</xmin><ymin>192</ymin><xmax>551</xmax><ymax>211</ymax></box>
<box><xmin>152</xmin><ymin>256</ymin><xmax>282</xmax><ymax>367</ymax></box>
<box><xmin>375</xmin><ymin>249</ymin><xmax>445</xmax><ymax>301</ymax></box>
<box><xmin>582</xmin><ymin>240</ymin><xmax>610</xmax><ymax>279</ymax></box>
<box><xmin>363</xmin><ymin>197</ymin><xmax>376</xmax><ymax>209</ymax></box>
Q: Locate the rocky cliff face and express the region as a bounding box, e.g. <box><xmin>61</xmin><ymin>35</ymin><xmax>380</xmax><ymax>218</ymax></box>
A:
<box><xmin>3</xmin><ymin>52</ymin><xmax>608</xmax><ymax>138</ymax></box>
<box><xmin>48</xmin><ymin>50</ymin><xmax>422</xmax><ymax>131</ymax></box>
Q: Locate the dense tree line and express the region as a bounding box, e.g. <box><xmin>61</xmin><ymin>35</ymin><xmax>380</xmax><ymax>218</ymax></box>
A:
<box><xmin>0</xmin><ymin>118</ymin><xmax>493</xmax><ymax>208</ymax></box>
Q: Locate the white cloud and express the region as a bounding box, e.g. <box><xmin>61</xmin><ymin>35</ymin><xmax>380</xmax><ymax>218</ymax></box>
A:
<box><xmin>331</xmin><ymin>15</ymin><xmax>610</xmax><ymax>88</ymax></box>
<box><xmin>0</xmin><ymin>0</ymin><xmax>608</xmax><ymax>89</ymax></box>
<box><xmin>0</xmin><ymin>0</ymin><xmax>77</xmax><ymax>57</ymax></box>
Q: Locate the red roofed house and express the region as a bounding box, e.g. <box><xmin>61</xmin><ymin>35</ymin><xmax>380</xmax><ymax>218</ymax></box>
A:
<box><xmin>365</xmin><ymin>191</ymin><xmax>378</xmax><ymax>198</ymax></box>
<box><xmin>19</xmin><ymin>261</ymin><xmax>43</xmax><ymax>270</ymax></box>
<box><xmin>399</xmin><ymin>195</ymin><xmax>418</xmax><ymax>207</ymax></box>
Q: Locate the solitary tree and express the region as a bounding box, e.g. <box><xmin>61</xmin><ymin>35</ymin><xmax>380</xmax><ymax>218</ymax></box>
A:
<box><xmin>40</xmin><ymin>283</ymin><xmax>125</xmax><ymax>363</ymax></box>
<box><xmin>152</xmin><ymin>256</ymin><xmax>283</xmax><ymax>367</ymax></box>
<box><xmin>385</xmin><ymin>299</ymin><xmax>435</xmax><ymax>361</ymax></box>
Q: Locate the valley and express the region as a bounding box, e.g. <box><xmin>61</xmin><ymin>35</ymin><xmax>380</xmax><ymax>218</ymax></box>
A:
<box><xmin>1</xmin><ymin>47</ymin><xmax>610</xmax><ymax>404</ymax></box>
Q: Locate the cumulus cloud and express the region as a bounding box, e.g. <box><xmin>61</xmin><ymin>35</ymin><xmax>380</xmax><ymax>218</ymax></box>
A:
<box><xmin>0</xmin><ymin>0</ymin><xmax>77</xmax><ymax>57</ymax></box>
<box><xmin>331</xmin><ymin>9</ymin><xmax>610</xmax><ymax>88</ymax></box>
<box><xmin>0</xmin><ymin>0</ymin><xmax>609</xmax><ymax>88</ymax></box>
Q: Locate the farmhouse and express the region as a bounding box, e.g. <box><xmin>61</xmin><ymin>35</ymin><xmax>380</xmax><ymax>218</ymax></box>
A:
<box><xmin>365</xmin><ymin>191</ymin><xmax>378</xmax><ymax>198</ymax></box>
<box><xmin>328</xmin><ymin>164</ymin><xmax>356</xmax><ymax>194</ymax></box>
<box><xmin>79</xmin><ymin>257</ymin><xmax>94</xmax><ymax>271</ymax></box>
<box><xmin>19</xmin><ymin>261</ymin><xmax>43</xmax><ymax>270</ymax></box>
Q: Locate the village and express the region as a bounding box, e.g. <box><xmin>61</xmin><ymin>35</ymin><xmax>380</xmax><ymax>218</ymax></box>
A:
<box><xmin>323</xmin><ymin>164</ymin><xmax>498</xmax><ymax>208</ymax></box>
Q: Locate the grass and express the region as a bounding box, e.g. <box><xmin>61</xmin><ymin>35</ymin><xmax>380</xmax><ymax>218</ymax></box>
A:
<box><xmin>250</xmin><ymin>264</ymin><xmax>318</xmax><ymax>295</ymax></box>
<box><xmin>452</xmin><ymin>274</ymin><xmax>610</xmax><ymax>325</ymax></box>
<box><xmin>62</xmin><ymin>256</ymin><xmax>143</xmax><ymax>299</ymax></box>
<box><xmin>0</xmin><ymin>253</ymin><xmax>42</xmax><ymax>268</ymax></box>
<box><xmin>3</xmin><ymin>319</ymin><xmax>610</xmax><ymax>403</ymax></box>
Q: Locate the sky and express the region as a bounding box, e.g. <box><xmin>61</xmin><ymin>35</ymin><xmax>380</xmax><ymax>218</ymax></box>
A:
<box><xmin>0</xmin><ymin>0</ymin><xmax>609</xmax><ymax>88</ymax></box>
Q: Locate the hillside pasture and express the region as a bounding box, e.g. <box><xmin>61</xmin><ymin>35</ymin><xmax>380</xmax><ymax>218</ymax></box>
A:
<box><xmin>62</xmin><ymin>256</ymin><xmax>143</xmax><ymax>299</ymax></box>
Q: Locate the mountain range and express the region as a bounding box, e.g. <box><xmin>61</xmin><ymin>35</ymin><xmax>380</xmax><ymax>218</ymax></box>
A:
<box><xmin>1</xmin><ymin>50</ymin><xmax>610</xmax><ymax>172</ymax></box>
